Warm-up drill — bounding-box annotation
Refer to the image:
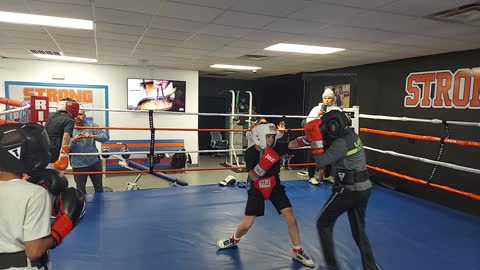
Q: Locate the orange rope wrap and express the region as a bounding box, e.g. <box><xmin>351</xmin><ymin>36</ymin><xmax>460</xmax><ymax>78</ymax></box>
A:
<box><xmin>367</xmin><ymin>165</ymin><xmax>480</xmax><ymax>200</ymax></box>
<box><xmin>360</xmin><ymin>128</ymin><xmax>480</xmax><ymax>147</ymax></box>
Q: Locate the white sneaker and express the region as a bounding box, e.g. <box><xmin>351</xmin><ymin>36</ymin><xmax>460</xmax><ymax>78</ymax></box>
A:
<box><xmin>309</xmin><ymin>177</ymin><xmax>320</xmax><ymax>185</ymax></box>
<box><xmin>297</xmin><ymin>171</ymin><xmax>308</xmax><ymax>177</ymax></box>
<box><xmin>323</xmin><ymin>175</ymin><xmax>335</xmax><ymax>183</ymax></box>
<box><xmin>217</xmin><ymin>237</ymin><xmax>238</xmax><ymax>249</ymax></box>
<box><xmin>292</xmin><ymin>250</ymin><xmax>314</xmax><ymax>268</ymax></box>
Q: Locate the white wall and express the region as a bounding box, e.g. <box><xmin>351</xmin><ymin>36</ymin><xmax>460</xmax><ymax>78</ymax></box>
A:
<box><xmin>0</xmin><ymin>58</ymin><xmax>199</xmax><ymax>163</ymax></box>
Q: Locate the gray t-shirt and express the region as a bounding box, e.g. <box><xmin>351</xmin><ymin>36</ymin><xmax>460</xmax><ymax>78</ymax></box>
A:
<box><xmin>0</xmin><ymin>179</ymin><xmax>51</xmax><ymax>269</ymax></box>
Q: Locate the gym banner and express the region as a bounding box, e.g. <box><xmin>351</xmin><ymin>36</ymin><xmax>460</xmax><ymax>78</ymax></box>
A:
<box><xmin>5</xmin><ymin>81</ymin><xmax>109</xmax><ymax>126</ymax></box>
<box><xmin>404</xmin><ymin>67</ymin><xmax>480</xmax><ymax>109</ymax></box>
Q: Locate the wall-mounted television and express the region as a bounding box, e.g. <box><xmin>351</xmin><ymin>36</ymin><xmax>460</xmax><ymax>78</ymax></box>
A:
<box><xmin>127</xmin><ymin>78</ymin><xmax>186</xmax><ymax>112</ymax></box>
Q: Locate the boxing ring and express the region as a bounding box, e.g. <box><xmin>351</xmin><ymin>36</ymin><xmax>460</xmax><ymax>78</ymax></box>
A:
<box><xmin>51</xmin><ymin>182</ymin><xmax>479</xmax><ymax>270</ymax></box>
<box><xmin>1</xmin><ymin>98</ymin><xmax>480</xmax><ymax>270</ymax></box>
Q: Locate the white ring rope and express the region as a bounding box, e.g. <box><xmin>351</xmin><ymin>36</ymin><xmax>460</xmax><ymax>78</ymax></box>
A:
<box><xmin>69</xmin><ymin>149</ymin><xmax>248</xmax><ymax>156</ymax></box>
<box><xmin>73</xmin><ymin>145</ymin><xmax>480</xmax><ymax>175</ymax></box>
<box><xmin>62</xmin><ymin>106</ymin><xmax>479</xmax><ymax>128</ymax></box>
<box><xmin>360</xmin><ymin>114</ymin><xmax>480</xmax><ymax>127</ymax></box>
<box><xmin>0</xmin><ymin>104</ymin><xmax>30</xmax><ymax>116</ymax></box>
<box><xmin>363</xmin><ymin>146</ymin><xmax>480</xmax><ymax>175</ymax></box>
<box><xmin>3</xmin><ymin>103</ymin><xmax>478</xmax><ymax>127</ymax></box>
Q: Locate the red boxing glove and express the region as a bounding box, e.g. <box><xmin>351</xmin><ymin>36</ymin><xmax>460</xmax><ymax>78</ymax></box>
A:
<box><xmin>50</xmin><ymin>187</ymin><xmax>86</xmax><ymax>248</ymax></box>
<box><xmin>304</xmin><ymin>119</ymin><xmax>325</xmax><ymax>155</ymax></box>
<box><xmin>54</xmin><ymin>145</ymin><xmax>70</xmax><ymax>171</ymax></box>
<box><xmin>253</xmin><ymin>176</ymin><xmax>277</xmax><ymax>200</ymax></box>
<box><xmin>252</xmin><ymin>147</ymin><xmax>281</xmax><ymax>178</ymax></box>
<box><xmin>295</xmin><ymin>136</ymin><xmax>310</xmax><ymax>147</ymax></box>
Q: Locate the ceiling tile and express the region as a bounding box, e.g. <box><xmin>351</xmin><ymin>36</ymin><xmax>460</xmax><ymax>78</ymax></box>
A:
<box><xmin>340</xmin><ymin>10</ymin><xmax>416</xmax><ymax>32</ymax></box>
<box><xmin>0</xmin><ymin>0</ymin><xmax>31</xmax><ymax>13</ymax></box>
<box><xmin>156</xmin><ymin>2</ymin><xmax>223</xmax><ymax>23</ymax></box>
<box><xmin>53</xmin><ymin>35</ymin><xmax>95</xmax><ymax>45</ymax></box>
<box><xmin>207</xmin><ymin>46</ymin><xmax>256</xmax><ymax>58</ymax></box>
<box><xmin>30</xmin><ymin>0</ymin><xmax>91</xmax><ymax>5</ymax></box>
<box><xmin>150</xmin><ymin>16</ymin><xmax>208</xmax><ymax>32</ymax></box>
<box><xmin>141</xmin><ymin>36</ymin><xmax>181</xmax><ymax>47</ymax></box>
<box><xmin>198</xmin><ymin>24</ymin><xmax>252</xmax><ymax>38</ymax></box>
<box><xmin>240</xmin><ymin>30</ymin><xmax>295</xmax><ymax>43</ymax></box>
<box><xmin>0</xmin><ymin>24</ymin><xmax>45</xmax><ymax>33</ymax></box>
<box><xmin>0</xmin><ymin>0</ymin><xmax>477</xmax><ymax>78</ymax></box>
<box><xmin>318</xmin><ymin>0</ymin><xmax>394</xmax><ymax>9</ymax></box>
<box><xmin>134</xmin><ymin>43</ymin><xmax>173</xmax><ymax>53</ymax></box>
<box><xmin>93</xmin><ymin>0</ymin><xmax>167</xmax><ymax>15</ymax></box>
<box><xmin>96</xmin><ymin>23</ymin><xmax>146</xmax><ymax>35</ymax></box>
<box><xmin>97</xmin><ymin>38</ymin><xmax>137</xmax><ymax>48</ymax></box>
<box><xmin>47</xmin><ymin>27</ymin><xmax>95</xmax><ymax>38</ymax></box>
<box><xmin>289</xmin><ymin>2</ymin><xmax>365</xmax><ymax>24</ymax></box>
<box><xmin>169</xmin><ymin>0</ymin><xmax>236</xmax><ymax>10</ymax></box>
<box><xmin>375</xmin><ymin>0</ymin><xmax>474</xmax><ymax>17</ymax></box>
<box><xmin>145</xmin><ymin>28</ymin><xmax>192</xmax><ymax>40</ymax></box>
<box><xmin>171</xmin><ymin>47</ymin><xmax>212</xmax><ymax>55</ymax></box>
<box><xmin>213</xmin><ymin>11</ymin><xmax>277</xmax><ymax>29</ymax></box>
<box><xmin>384</xmin><ymin>35</ymin><xmax>479</xmax><ymax>51</ymax></box>
<box><xmin>96</xmin><ymin>32</ymin><xmax>142</xmax><ymax>42</ymax></box>
<box><xmin>27</xmin><ymin>0</ymin><xmax>92</xmax><ymax>20</ymax></box>
<box><xmin>229</xmin><ymin>0</ymin><xmax>312</xmax><ymax>17</ymax></box>
<box><xmin>312</xmin><ymin>25</ymin><xmax>401</xmax><ymax>42</ymax></box>
<box><xmin>180</xmin><ymin>34</ymin><xmax>234</xmax><ymax>50</ymax></box>
<box><xmin>262</xmin><ymin>18</ymin><xmax>326</xmax><ymax>35</ymax></box>
<box><xmin>95</xmin><ymin>7</ymin><xmax>151</xmax><ymax>27</ymax></box>
<box><xmin>226</xmin><ymin>39</ymin><xmax>272</xmax><ymax>50</ymax></box>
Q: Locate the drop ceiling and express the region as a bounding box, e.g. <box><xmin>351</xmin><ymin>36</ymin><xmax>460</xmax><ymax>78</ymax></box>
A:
<box><xmin>0</xmin><ymin>0</ymin><xmax>478</xmax><ymax>79</ymax></box>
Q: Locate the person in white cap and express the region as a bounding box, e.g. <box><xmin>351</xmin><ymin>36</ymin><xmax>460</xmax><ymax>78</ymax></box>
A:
<box><xmin>305</xmin><ymin>88</ymin><xmax>341</xmax><ymax>123</ymax></box>
<box><xmin>291</xmin><ymin>88</ymin><xmax>341</xmax><ymax>185</ymax></box>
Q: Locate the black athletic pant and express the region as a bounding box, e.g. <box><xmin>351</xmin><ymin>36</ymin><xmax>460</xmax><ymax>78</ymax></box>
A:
<box><xmin>73</xmin><ymin>160</ymin><xmax>104</xmax><ymax>193</ymax></box>
<box><xmin>316</xmin><ymin>188</ymin><xmax>378</xmax><ymax>270</ymax></box>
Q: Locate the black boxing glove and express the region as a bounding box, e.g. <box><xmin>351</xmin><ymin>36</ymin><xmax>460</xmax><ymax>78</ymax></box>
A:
<box><xmin>50</xmin><ymin>187</ymin><xmax>86</xmax><ymax>248</ymax></box>
<box><xmin>27</xmin><ymin>168</ymin><xmax>68</xmax><ymax>197</ymax></box>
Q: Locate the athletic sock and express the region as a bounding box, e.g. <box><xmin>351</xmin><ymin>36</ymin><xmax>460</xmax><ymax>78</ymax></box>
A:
<box><xmin>232</xmin><ymin>234</ymin><xmax>241</xmax><ymax>244</ymax></box>
<box><xmin>292</xmin><ymin>245</ymin><xmax>302</xmax><ymax>253</ymax></box>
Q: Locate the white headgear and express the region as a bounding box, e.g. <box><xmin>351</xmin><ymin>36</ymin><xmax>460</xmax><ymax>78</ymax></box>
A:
<box><xmin>252</xmin><ymin>123</ymin><xmax>277</xmax><ymax>149</ymax></box>
<box><xmin>322</xmin><ymin>88</ymin><xmax>335</xmax><ymax>99</ymax></box>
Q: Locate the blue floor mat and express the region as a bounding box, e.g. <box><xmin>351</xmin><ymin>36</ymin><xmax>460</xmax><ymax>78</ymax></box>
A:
<box><xmin>51</xmin><ymin>180</ymin><xmax>480</xmax><ymax>270</ymax></box>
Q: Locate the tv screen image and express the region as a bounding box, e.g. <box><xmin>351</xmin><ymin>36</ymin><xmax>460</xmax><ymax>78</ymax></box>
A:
<box><xmin>127</xmin><ymin>79</ymin><xmax>186</xmax><ymax>112</ymax></box>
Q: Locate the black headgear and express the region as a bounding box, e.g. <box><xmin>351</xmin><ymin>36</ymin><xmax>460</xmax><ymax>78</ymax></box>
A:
<box><xmin>320</xmin><ymin>110</ymin><xmax>352</xmax><ymax>143</ymax></box>
<box><xmin>0</xmin><ymin>123</ymin><xmax>50</xmax><ymax>174</ymax></box>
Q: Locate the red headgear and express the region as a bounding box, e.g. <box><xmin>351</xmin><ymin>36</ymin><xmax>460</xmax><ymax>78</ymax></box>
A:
<box><xmin>57</xmin><ymin>100</ymin><xmax>79</xmax><ymax>118</ymax></box>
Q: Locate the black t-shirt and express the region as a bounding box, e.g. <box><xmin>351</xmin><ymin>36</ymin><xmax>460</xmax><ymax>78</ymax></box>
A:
<box><xmin>45</xmin><ymin>112</ymin><xmax>74</xmax><ymax>161</ymax></box>
<box><xmin>244</xmin><ymin>145</ymin><xmax>281</xmax><ymax>181</ymax></box>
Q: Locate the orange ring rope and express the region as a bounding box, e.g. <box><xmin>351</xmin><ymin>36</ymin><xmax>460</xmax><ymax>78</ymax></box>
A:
<box><xmin>0</xmin><ymin>97</ymin><xmax>24</xmax><ymax>107</ymax></box>
<box><xmin>367</xmin><ymin>165</ymin><xmax>480</xmax><ymax>200</ymax></box>
<box><xmin>360</xmin><ymin>128</ymin><xmax>480</xmax><ymax>147</ymax></box>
